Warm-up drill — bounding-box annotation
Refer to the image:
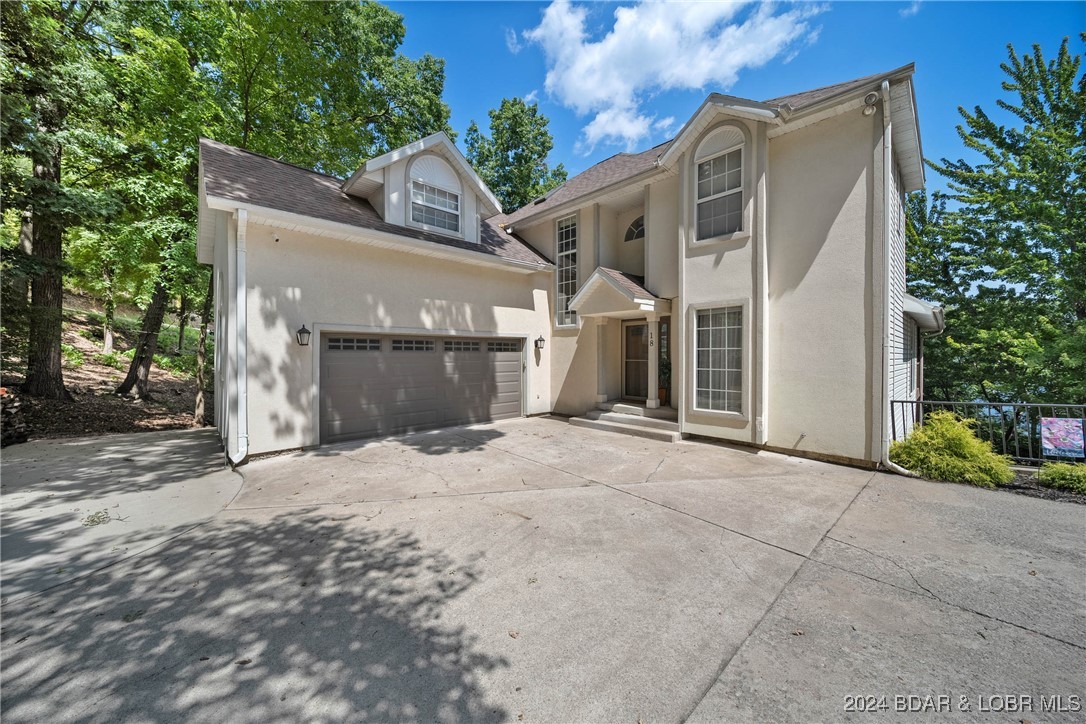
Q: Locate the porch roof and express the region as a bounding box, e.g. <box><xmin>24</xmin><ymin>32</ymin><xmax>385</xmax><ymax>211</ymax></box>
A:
<box><xmin>569</xmin><ymin>267</ymin><xmax>671</xmax><ymax>319</ymax></box>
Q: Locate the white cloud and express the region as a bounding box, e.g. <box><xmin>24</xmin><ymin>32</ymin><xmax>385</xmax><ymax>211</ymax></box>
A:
<box><xmin>505</xmin><ymin>27</ymin><xmax>522</xmax><ymax>54</ymax></box>
<box><xmin>524</xmin><ymin>89</ymin><xmax>539</xmax><ymax>104</ymax></box>
<box><xmin>899</xmin><ymin>1</ymin><xmax>922</xmax><ymax>17</ymax></box>
<box><xmin>524</xmin><ymin>0</ymin><xmax>824</xmax><ymax>152</ymax></box>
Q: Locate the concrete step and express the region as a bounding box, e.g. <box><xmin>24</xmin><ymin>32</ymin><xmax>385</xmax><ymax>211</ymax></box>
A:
<box><xmin>584</xmin><ymin>410</ymin><xmax>680</xmax><ymax>431</ymax></box>
<box><xmin>597</xmin><ymin>401</ymin><xmax>678</xmax><ymax>420</ymax></box>
<box><xmin>569</xmin><ymin>416</ymin><xmax>683</xmax><ymax>443</ymax></box>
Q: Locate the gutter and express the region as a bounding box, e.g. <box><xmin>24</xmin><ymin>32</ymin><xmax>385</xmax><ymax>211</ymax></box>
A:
<box><xmin>231</xmin><ymin>209</ymin><xmax>249</xmax><ymax>466</ymax></box>
<box><xmin>878</xmin><ymin>80</ymin><xmax>916</xmax><ymax>478</ymax></box>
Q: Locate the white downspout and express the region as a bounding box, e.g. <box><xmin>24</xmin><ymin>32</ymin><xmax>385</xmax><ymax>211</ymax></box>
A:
<box><xmin>879</xmin><ymin>81</ymin><xmax>915</xmax><ymax>477</ymax></box>
<box><xmin>231</xmin><ymin>209</ymin><xmax>249</xmax><ymax>465</ymax></box>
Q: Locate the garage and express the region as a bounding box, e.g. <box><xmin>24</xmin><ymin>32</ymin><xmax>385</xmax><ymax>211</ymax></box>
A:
<box><xmin>319</xmin><ymin>333</ymin><xmax>523</xmax><ymax>444</ymax></box>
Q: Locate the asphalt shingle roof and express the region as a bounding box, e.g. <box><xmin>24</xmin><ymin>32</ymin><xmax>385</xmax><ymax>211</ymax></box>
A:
<box><xmin>504</xmin><ymin>66</ymin><xmax>912</xmax><ymax>225</ymax></box>
<box><xmin>199</xmin><ymin>138</ymin><xmax>550</xmax><ymax>268</ymax></box>
<box><xmin>599</xmin><ymin>267</ymin><xmax>657</xmax><ymax>299</ymax></box>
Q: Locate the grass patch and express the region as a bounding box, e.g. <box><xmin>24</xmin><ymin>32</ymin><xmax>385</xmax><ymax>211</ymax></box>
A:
<box><xmin>1036</xmin><ymin>462</ymin><xmax>1086</xmax><ymax>494</ymax></box>
<box><xmin>890</xmin><ymin>411</ymin><xmax>1014</xmax><ymax>488</ymax></box>
<box><xmin>93</xmin><ymin>351</ymin><xmax>128</xmax><ymax>370</ymax></box>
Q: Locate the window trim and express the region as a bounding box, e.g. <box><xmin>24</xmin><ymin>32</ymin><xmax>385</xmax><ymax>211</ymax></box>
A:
<box><xmin>408</xmin><ymin>179</ymin><xmax>462</xmax><ymax>237</ymax></box>
<box><xmin>695</xmin><ymin>144</ymin><xmax>744</xmax><ymax>242</ymax></box>
<box><xmin>689</xmin><ymin>123</ymin><xmax>751</xmax><ymax>248</ymax></box>
<box><xmin>554</xmin><ymin>212</ymin><xmax>579</xmax><ymax>328</ymax></box>
<box><xmin>687</xmin><ymin>299</ymin><xmax>750</xmax><ymax>421</ymax></box>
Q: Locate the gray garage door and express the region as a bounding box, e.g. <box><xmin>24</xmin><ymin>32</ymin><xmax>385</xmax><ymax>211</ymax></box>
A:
<box><xmin>319</xmin><ymin>334</ymin><xmax>523</xmax><ymax>444</ymax></box>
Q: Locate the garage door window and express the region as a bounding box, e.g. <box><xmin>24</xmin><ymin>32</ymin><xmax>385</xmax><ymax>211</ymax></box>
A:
<box><xmin>392</xmin><ymin>339</ymin><xmax>435</xmax><ymax>352</ymax></box>
<box><xmin>444</xmin><ymin>340</ymin><xmax>480</xmax><ymax>352</ymax></box>
<box><xmin>488</xmin><ymin>340</ymin><xmax>519</xmax><ymax>352</ymax></box>
<box><xmin>327</xmin><ymin>337</ymin><xmax>380</xmax><ymax>351</ymax></box>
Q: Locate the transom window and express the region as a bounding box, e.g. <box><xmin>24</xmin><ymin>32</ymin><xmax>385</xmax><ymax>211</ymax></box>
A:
<box><xmin>392</xmin><ymin>338</ymin><xmax>435</xmax><ymax>352</ymax></box>
<box><xmin>327</xmin><ymin>337</ymin><xmax>380</xmax><ymax>351</ymax></box>
<box><xmin>694</xmin><ymin>306</ymin><xmax>742</xmax><ymax>413</ymax></box>
<box><xmin>444</xmin><ymin>340</ymin><xmax>480</xmax><ymax>352</ymax></box>
<box><xmin>411</xmin><ymin>181</ymin><xmax>460</xmax><ymax>233</ymax></box>
<box><xmin>556</xmin><ymin>214</ymin><xmax>578</xmax><ymax>326</ymax></box>
<box><xmin>624</xmin><ymin>215</ymin><xmax>645</xmax><ymax>242</ymax></box>
<box><xmin>696</xmin><ymin>148</ymin><xmax>742</xmax><ymax>240</ymax></box>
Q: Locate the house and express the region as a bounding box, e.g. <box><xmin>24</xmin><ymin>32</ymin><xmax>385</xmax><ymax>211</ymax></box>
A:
<box><xmin>197</xmin><ymin>63</ymin><xmax>944</xmax><ymax>468</ymax></box>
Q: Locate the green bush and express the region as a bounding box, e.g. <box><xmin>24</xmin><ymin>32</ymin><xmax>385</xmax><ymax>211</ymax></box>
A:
<box><xmin>93</xmin><ymin>351</ymin><xmax>127</xmax><ymax>370</ymax></box>
<box><xmin>61</xmin><ymin>343</ymin><xmax>85</xmax><ymax>367</ymax></box>
<box><xmin>889</xmin><ymin>411</ymin><xmax>1014</xmax><ymax>488</ymax></box>
<box><xmin>1036</xmin><ymin>462</ymin><xmax>1086</xmax><ymax>494</ymax></box>
<box><xmin>153</xmin><ymin>352</ymin><xmax>198</xmax><ymax>377</ymax></box>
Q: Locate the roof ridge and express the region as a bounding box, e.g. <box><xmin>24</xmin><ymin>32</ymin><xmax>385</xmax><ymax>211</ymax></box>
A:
<box><xmin>762</xmin><ymin>63</ymin><xmax>915</xmax><ymax>105</ymax></box>
<box><xmin>199</xmin><ymin>137</ymin><xmax>346</xmax><ymax>183</ymax></box>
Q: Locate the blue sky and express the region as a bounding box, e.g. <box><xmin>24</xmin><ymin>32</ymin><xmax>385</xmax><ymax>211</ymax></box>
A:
<box><xmin>389</xmin><ymin>1</ymin><xmax>1083</xmax><ymax>193</ymax></box>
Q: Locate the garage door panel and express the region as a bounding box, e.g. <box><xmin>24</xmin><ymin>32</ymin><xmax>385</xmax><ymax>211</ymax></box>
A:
<box><xmin>320</xmin><ymin>334</ymin><xmax>522</xmax><ymax>444</ymax></box>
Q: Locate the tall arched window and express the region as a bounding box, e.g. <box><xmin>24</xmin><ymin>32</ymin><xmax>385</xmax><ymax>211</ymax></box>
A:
<box><xmin>408</xmin><ymin>155</ymin><xmax>461</xmax><ymax>234</ymax></box>
<box><xmin>694</xmin><ymin>125</ymin><xmax>745</xmax><ymax>241</ymax></box>
<box><xmin>624</xmin><ymin>215</ymin><xmax>645</xmax><ymax>242</ymax></box>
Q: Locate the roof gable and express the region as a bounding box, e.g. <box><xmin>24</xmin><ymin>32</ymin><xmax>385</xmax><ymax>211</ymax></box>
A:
<box><xmin>341</xmin><ymin>132</ymin><xmax>502</xmax><ymax>217</ymax></box>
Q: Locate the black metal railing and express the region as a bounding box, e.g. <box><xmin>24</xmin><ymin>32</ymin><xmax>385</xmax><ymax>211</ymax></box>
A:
<box><xmin>890</xmin><ymin>400</ymin><xmax>1086</xmax><ymax>466</ymax></box>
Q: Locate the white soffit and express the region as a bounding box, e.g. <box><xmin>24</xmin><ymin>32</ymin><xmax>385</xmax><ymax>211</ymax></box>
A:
<box><xmin>658</xmin><ymin>95</ymin><xmax>780</xmax><ymax>169</ymax></box>
<box><xmin>890</xmin><ymin>79</ymin><xmax>925</xmax><ymax>192</ymax></box>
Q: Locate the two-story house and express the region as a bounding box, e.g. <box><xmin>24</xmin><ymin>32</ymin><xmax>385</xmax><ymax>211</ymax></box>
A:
<box><xmin>197</xmin><ymin>63</ymin><xmax>943</xmax><ymax>468</ymax></box>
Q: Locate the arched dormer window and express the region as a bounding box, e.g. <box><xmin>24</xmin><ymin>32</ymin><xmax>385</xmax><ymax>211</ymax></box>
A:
<box><xmin>408</xmin><ymin>154</ymin><xmax>461</xmax><ymax>235</ymax></box>
<box><xmin>624</xmin><ymin>215</ymin><xmax>645</xmax><ymax>242</ymax></box>
<box><xmin>694</xmin><ymin>125</ymin><xmax>745</xmax><ymax>241</ymax></box>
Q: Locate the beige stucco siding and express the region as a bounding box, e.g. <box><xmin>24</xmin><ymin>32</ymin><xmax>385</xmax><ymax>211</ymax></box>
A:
<box><xmin>646</xmin><ymin>176</ymin><xmax>679</xmax><ymax>299</ymax></box>
<box><xmin>242</xmin><ymin>223</ymin><xmax>551</xmax><ymax>455</ymax></box>
<box><xmin>765</xmin><ymin>111</ymin><xmax>877</xmax><ymax>463</ymax></box>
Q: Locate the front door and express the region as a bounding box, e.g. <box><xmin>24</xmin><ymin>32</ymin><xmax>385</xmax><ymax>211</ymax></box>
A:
<box><xmin>623</xmin><ymin>321</ymin><xmax>649</xmax><ymax>400</ymax></box>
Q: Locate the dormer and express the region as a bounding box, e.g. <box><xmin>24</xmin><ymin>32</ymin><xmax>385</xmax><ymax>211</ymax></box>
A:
<box><xmin>340</xmin><ymin>132</ymin><xmax>502</xmax><ymax>244</ymax></box>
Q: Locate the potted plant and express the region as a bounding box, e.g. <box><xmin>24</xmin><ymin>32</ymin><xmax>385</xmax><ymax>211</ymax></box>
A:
<box><xmin>658</xmin><ymin>353</ymin><xmax>671</xmax><ymax>407</ymax></box>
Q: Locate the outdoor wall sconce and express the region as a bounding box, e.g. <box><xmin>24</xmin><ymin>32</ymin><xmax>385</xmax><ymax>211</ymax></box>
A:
<box><xmin>534</xmin><ymin>335</ymin><xmax>545</xmax><ymax>350</ymax></box>
<box><xmin>296</xmin><ymin>324</ymin><xmax>312</xmax><ymax>346</ymax></box>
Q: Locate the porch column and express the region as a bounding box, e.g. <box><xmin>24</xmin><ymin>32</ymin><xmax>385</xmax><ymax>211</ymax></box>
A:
<box><xmin>595</xmin><ymin>317</ymin><xmax>608</xmax><ymax>403</ymax></box>
<box><xmin>646</xmin><ymin>312</ymin><xmax>660</xmax><ymax>409</ymax></box>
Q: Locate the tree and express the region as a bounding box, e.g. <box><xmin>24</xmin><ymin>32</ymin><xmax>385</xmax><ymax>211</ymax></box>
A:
<box><xmin>1</xmin><ymin>1</ymin><xmax>119</xmax><ymax>399</ymax></box>
<box><xmin>911</xmin><ymin>36</ymin><xmax>1086</xmax><ymax>403</ymax></box>
<box><xmin>465</xmin><ymin>98</ymin><xmax>567</xmax><ymax>212</ymax></box>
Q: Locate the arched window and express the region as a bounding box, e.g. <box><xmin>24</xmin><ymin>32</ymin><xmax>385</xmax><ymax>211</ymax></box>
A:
<box><xmin>624</xmin><ymin>215</ymin><xmax>645</xmax><ymax>242</ymax></box>
<box><xmin>694</xmin><ymin>125</ymin><xmax>745</xmax><ymax>241</ymax></box>
<box><xmin>408</xmin><ymin>155</ymin><xmax>461</xmax><ymax>234</ymax></box>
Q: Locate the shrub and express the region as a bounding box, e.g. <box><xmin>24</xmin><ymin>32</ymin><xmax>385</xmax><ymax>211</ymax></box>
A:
<box><xmin>153</xmin><ymin>352</ymin><xmax>198</xmax><ymax>377</ymax></box>
<box><xmin>93</xmin><ymin>352</ymin><xmax>127</xmax><ymax>370</ymax></box>
<box><xmin>1036</xmin><ymin>462</ymin><xmax>1086</xmax><ymax>494</ymax></box>
<box><xmin>60</xmin><ymin>343</ymin><xmax>84</xmax><ymax>367</ymax></box>
<box><xmin>889</xmin><ymin>411</ymin><xmax>1014</xmax><ymax>488</ymax></box>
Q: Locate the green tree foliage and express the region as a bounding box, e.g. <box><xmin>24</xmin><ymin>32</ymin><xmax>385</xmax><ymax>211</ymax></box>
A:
<box><xmin>2</xmin><ymin>1</ymin><xmax>453</xmax><ymax>403</ymax></box>
<box><xmin>910</xmin><ymin>36</ymin><xmax>1086</xmax><ymax>404</ymax></box>
<box><xmin>465</xmin><ymin>98</ymin><xmax>567</xmax><ymax>212</ymax></box>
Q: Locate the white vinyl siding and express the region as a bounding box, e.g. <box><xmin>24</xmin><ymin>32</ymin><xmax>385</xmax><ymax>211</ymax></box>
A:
<box><xmin>888</xmin><ymin>161</ymin><xmax>912</xmax><ymax>436</ymax></box>
<box><xmin>696</xmin><ymin>148</ymin><xmax>742</xmax><ymax>239</ymax></box>
<box><xmin>694</xmin><ymin>306</ymin><xmax>743</xmax><ymax>413</ymax></box>
<box><xmin>556</xmin><ymin>214</ymin><xmax>578</xmax><ymax>326</ymax></box>
<box><xmin>410</xmin><ymin>181</ymin><xmax>460</xmax><ymax>233</ymax></box>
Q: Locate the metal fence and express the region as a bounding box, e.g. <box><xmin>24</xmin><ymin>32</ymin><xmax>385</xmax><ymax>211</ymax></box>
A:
<box><xmin>890</xmin><ymin>400</ymin><xmax>1086</xmax><ymax>466</ymax></box>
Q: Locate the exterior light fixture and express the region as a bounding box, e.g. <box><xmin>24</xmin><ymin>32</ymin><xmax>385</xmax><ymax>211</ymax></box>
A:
<box><xmin>534</xmin><ymin>335</ymin><xmax>545</xmax><ymax>350</ymax></box>
<box><xmin>862</xmin><ymin>91</ymin><xmax>879</xmax><ymax>116</ymax></box>
<box><xmin>296</xmin><ymin>324</ymin><xmax>312</xmax><ymax>346</ymax></box>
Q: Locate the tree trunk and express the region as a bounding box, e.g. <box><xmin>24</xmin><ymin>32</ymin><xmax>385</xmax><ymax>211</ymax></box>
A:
<box><xmin>176</xmin><ymin>293</ymin><xmax>188</xmax><ymax>354</ymax></box>
<box><xmin>115</xmin><ymin>278</ymin><xmax>169</xmax><ymax>399</ymax></box>
<box><xmin>16</xmin><ymin>207</ymin><xmax>32</xmax><ymax>302</ymax></box>
<box><xmin>23</xmin><ymin>145</ymin><xmax>71</xmax><ymax>401</ymax></box>
<box><xmin>102</xmin><ymin>265</ymin><xmax>115</xmax><ymax>354</ymax></box>
<box><xmin>193</xmin><ymin>274</ymin><xmax>214</xmax><ymax>426</ymax></box>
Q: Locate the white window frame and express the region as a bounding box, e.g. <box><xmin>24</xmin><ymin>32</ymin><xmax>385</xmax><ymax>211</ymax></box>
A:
<box><xmin>695</xmin><ymin>144</ymin><xmax>744</xmax><ymax>242</ymax></box>
<box><xmin>555</xmin><ymin>213</ymin><xmax>578</xmax><ymax>328</ymax></box>
<box><xmin>409</xmin><ymin>180</ymin><xmax>461</xmax><ymax>236</ymax></box>
<box><xmin>688</xmin><ymin>300</ymin><xmax>748</xmax><ymax>419</ymax></box>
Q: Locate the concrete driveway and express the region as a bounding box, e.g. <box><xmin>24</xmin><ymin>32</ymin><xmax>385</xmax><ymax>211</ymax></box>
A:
<box><xmin>1</xmin><ymin>417</ymin><xmax>1082</xmax><ymax>722</ymax></box>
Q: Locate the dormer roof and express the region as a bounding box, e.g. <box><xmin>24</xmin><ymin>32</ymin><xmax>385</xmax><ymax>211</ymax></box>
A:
<box><xmin>340</xmin><ymin>131</ymin><xmax>503</xmax><ymax>217</ymax></box>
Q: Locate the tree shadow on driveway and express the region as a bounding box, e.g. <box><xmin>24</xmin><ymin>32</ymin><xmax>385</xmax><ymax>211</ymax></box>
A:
<box><xmin>1</xmin><ymin>509</ymin><xmax>508</xmax><ymax>723</ymax></box>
